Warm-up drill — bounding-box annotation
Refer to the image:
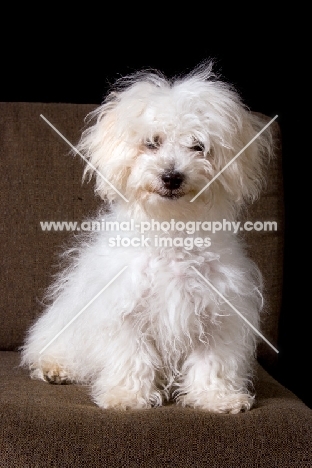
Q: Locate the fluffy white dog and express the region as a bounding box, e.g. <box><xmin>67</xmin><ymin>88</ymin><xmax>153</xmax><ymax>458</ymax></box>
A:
<box><xmin>21</xmin><ymin>62</ymin><xmax>273</xmax><ymax>413</ymax></box>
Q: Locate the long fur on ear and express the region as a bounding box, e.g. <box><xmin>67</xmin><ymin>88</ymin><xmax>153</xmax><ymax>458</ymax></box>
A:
<box><xmin>210</xmin><ymin>111</ymin><xmax>274</xmax><ymax>205</ymax></box>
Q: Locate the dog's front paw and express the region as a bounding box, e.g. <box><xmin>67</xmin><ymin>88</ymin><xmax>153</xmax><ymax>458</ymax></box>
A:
<box><xmin>93</xmin><ymin>387</ymin><xmax>162</xmax><ymax>410</ymax></box>
<box><xmin>177</xmin><ymin>391</ymin><xmax>254</xmax><ymax>414</ymax></box>
<box><xmin>42</xmin><ymin>365</ymin><xmax>73</xmax><ymax>385</ymax></box>
<box><xmin>27</xmin><ymin>362</ymin><xmax>73</xmax><ymax>384</ymax></box>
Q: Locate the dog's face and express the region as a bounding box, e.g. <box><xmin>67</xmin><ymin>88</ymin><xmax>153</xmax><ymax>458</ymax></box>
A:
<box><xmin>125</xmin><ymin>126</ymin><xmax>215</xmax><ymax>219</ymax></box>
<box><xmin>78</xmin><ymin>64</ymin><xmax>272</xmax><ymax>220</ymax></box>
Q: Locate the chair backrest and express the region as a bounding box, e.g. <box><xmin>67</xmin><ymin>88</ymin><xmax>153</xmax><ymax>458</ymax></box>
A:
<box><xmin>0</xmin><ymin>102</ymin><xmax>283</xmax><ymax>370</ymax></box>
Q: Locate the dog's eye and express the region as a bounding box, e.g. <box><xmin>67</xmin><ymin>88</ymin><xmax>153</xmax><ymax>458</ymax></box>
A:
<box><xmin>190</xmin><ymin>140</ymin><xmax>205</xmax><ymax>152</ymax></box>
<box><xmin>144</xmin><ymin>135</ymin><xmax>161</xmax><ymax>150</ymax></box>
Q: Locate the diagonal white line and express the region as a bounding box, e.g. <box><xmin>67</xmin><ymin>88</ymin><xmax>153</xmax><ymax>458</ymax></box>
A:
<box><xmin>191</xmin><ymin>266</ymin><xmax>279</xmax><ymax>353</ymax></box>
<box><xmin>39</xmin><ymin>266</ymin><xmax>128</xmax><ymax>354</ymax></box>
<box><xmin>190</xmin><ymin>115</ymin><xmax>278</xmax><ymax>202</ymax></box>
<box><xmin>40</xmin><ymin>114</ymin><xmax>129</xmax><ymax>203</ymax></box>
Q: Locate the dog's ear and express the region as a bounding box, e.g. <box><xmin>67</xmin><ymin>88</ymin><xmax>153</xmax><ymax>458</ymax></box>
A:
<box><xmin>213</xmin><ymin>110</ymin><xmax>274</xmax><ymax>206</ymax></box>
<box><xmin>75</xmin><ymin>93</ymin><xmax>138</xmax><ymax>203</ymax></box>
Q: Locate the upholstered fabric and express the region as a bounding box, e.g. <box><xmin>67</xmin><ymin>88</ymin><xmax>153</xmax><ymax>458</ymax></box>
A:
<box><xmin>1</xmin><ymin>101</ymin><xmax>311</xmax><ymax>468</ymax></box>
<box><xmin>1</xmin><ymin>352</ymin><xmax>312</xmax><ymax>468</ymax></box>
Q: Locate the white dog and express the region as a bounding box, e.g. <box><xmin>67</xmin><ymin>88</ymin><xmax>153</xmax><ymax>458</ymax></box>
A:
<box><xmin>21</xmin><ymin>62</ymin><xmax>273</xmax><ymax>413</ymax></box>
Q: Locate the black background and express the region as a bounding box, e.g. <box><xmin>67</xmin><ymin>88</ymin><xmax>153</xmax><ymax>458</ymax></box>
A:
<box><xmin>2</xmin><ymin>12</ymin><xmax>308</xmax><ymax>407</ymax></box>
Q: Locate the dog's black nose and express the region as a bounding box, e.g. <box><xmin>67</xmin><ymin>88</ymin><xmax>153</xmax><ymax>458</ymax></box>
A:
<box><xmin>161</xmin><ymin>171</ymin><xmax>185</xmax><ymax>190</ymax></box>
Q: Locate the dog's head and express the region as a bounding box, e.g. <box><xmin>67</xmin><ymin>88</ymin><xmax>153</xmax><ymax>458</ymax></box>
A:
<box><xmin>77</xmin><ymin>62</ymin><xmax>273</xmax><ymax>220</ymax></box>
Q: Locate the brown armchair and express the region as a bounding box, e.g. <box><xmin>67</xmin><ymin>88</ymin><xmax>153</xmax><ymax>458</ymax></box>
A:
<box><xmin>1</xmin><ymin>102</ymin><xmax>311</xmax><ymax>467</ymax></box>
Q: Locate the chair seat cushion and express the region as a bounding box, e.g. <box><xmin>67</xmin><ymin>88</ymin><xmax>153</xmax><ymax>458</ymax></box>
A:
<box><xmin>1</xmin><ymin>352</ymin><xmax>311</xmax><ymax>467</ymax></box>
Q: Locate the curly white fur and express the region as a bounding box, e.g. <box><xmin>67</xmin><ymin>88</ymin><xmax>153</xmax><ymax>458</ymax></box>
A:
<box><xmin>21</xmin><ymin>62</ymin><xmax>273</xmax><ymax>413</ymax></box>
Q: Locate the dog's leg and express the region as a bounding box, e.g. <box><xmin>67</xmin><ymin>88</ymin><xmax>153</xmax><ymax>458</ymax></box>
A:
<box><xmin>91</xmin><ymin>323</ymin><xmax>164</xmax><ymax>410</ymax></box>
<box><xmin>92</xmin><ymin>364</ymin><xmax>163</xmax><ymax>410</ymax></box>
<box><xmin>176</xmin><ymin>344</ymin><xmax>254</xmax><ymax>414</ymax></box>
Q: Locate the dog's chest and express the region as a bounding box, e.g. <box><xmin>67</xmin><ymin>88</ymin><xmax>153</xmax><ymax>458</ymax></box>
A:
<box><xmin>132</xmin><ymin>249</ymin><xmax>217</xmax><ymax>348</ymax></box>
